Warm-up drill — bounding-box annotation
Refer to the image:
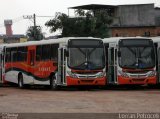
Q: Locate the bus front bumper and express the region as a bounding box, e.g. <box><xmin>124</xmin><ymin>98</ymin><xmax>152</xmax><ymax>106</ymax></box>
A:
<box><xmin>66</xmin><ymin>76</ymin><xmax>106</xmax><ymax>86</ymax></box>
<box><xmin>117</xmin><ymin>76</ymin><xmax>157</xmax><ymax>85</ymax></box>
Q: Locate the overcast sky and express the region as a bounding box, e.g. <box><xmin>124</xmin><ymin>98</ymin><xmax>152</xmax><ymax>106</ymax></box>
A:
<box><xmin>0</xmin><ymin>0</ymin><xmax>159</xmax><ymax>36</ymax></box>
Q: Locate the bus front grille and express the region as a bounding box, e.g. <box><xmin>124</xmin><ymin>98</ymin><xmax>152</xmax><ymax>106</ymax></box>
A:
<box><xmin>132</xmin><ymin>78</ymin><xmax>145</xmax><ymax>82</ymax></box>
<box><xmin>78</xmin><ymin>75</ymin><xmax>96</xmax><ymax>79</ymax></box>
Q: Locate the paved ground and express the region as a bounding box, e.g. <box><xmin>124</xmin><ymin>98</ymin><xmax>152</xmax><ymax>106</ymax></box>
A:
<box><xmin>0</xmin><ymin>85</ymin><xmax>160</xmax><ymax>113</ymax></box>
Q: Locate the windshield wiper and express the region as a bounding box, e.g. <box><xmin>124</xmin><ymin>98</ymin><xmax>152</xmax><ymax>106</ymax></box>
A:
<box><xmin>72</xmin><ymin>48</ymin><xmax>101</xmax><ymax>70</ymax></box>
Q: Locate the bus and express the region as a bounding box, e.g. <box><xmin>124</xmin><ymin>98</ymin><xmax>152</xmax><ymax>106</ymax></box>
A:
<box><xmin>103</xmin><ymin>37</ymin><xmax>156</xmax><ymax>85</ymax></box>
<box><xmin>0</xmin><ymin>37</ymin><xmax>106</xmax><ymax>89</ymax></box>
<box><xmin>152</xmin><ymin>37</ymin><xmax>160</xmax><ymax>84</ymax></box>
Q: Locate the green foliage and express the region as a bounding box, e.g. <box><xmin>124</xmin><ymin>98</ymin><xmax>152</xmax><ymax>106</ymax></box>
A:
<box><xmin>26</xmin><ymin>26</ymin><xmax>44</xmax><ymax>41</ymax></box>
<box><xmin>45</xmin><ymin>9</ymin><xmax>113</xmax><ymax>38</ymax></box>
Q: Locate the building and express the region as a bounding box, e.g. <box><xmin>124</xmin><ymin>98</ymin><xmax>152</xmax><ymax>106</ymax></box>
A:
<box><xmin>4</xmin><ymin>20</ymin><xmax>13</xmax><ymax>36</ymax></box>
<box><xmin>69</xmin><ymin>3</ymin><xmax>160</xmax><ymax>37</ymax></box>
<box><xmin>0</xmin><ymin>19</ymin><xmax>28</xmax><ymax>44</ymax></box>
<box><xmin>0</xmin><ymin>35</ymin><xmax>27</xmax><ymax>44</ymax></box>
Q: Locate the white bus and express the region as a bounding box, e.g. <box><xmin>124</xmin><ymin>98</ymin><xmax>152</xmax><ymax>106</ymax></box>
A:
<box><xmin>103</xmin><ymin>37</ymin><xmax>156</xmax><ymax>85</ymax></box>
<box><xmin>0</xmin><ymin>37</ymin><xmax>106</xmax><ymax>89</ymax></box>
<box><xmin>152</xmin><ymin>37</ymin><xmax>160</xmax><ymax>84</ymax></box>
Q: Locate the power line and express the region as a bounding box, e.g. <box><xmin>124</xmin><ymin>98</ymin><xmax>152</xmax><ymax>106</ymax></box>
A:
<box><xmin>0</xmin><ymin>14</ymin><xmax>54</xmax><ymax>35</ymax></box>
<box><xmin>23</xmin><ymin>14</ymin><xmax>36</xmax><ymax>27</ymax></box>
<box><xmin>12</xmin><ymin>16</ymin><xmax>24</xmax><ymax>23</ymax></box>
<box><xmin>0</xmin><ymin>15</ymin><xmax>54</xmax><ymax>28</ymax></box>
<box><xmin>0</xmin><ymin>16</ymin><xmax>24</xmax><ymax>28</ymax></box>
<box><xmin>36</xmin><ymin>15</ymin><xmax>55</xmax><ymax>18</ymax></box>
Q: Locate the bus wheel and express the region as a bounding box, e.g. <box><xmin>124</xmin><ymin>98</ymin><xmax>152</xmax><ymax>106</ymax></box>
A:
<box><xmin>18</xmin><ymin>74</ymin><xmax>24</xmax><ymax>88</ymax></box>
<box><xmin>50</xmin><ymin>75</ymin><xmax>58</xmax><ymax>90</ymax></box>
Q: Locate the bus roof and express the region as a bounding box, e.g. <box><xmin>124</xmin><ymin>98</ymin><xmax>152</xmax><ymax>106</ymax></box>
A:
<box><xmin>150</xmin><ymin>37</ymin><xmax>160</xmax><ymax>43</ymax></box>
<box><xmin>2</xmin><ymin>37</ymin><xmax>101</xmax><ymax>48</ymax></box>
<box><xmin>103</xmin><ymin>37</ymin><xmax>152</xmax><ymax>44</ymax></box>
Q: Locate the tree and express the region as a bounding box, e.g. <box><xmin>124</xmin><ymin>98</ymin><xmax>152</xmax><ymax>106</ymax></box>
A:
<box><xmin>45</xmin><ymin>9</ymin><xmax>113</xmax><ymax>38</ymax></box>
<box><xmin>26</xmin><ymin>26</ymin><xmax>44</xmax><ymax>41</ymax></box>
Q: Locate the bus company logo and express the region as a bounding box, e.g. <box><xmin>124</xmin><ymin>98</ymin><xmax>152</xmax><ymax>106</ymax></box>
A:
<box><xmin>39</xmin><ymin>67</ymin><xmax>51</xmax><ymax>72</ymax></box>
<box><xmin>1</xmin><ymin>113</ymin><xmax>18</xmax><ymax>119</ymax></box>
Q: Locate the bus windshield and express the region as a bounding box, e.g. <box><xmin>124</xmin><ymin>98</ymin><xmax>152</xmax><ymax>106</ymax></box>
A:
<box><xmin>68</xmin><ymin>39</ymin><xmax>105</xmax><ymax>70</ymax></box>
<box><xmin>119</xmin><ymin>46</ymin><xmax>155</xmax><ymax>69</ymax></box>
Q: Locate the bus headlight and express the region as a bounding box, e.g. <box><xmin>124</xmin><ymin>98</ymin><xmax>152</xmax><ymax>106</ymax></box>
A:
<box><xmin>97</xmin><ymin>72</ymin><xmax>105</xmax><ymax>78</ymax></box>
<box><xmin>148</xmin><ymin>71</ymin><xmax>156</xmax><ymax>77</ymax></box>
<box><xmin>67</xmin><ymin>71</ymin><xmax>77</xmax><ymax>78</ymax></box>
<box><xmin>118</xmin><ymin>70</ymin><xmax>129</xmax><ymax>78</ymax></box>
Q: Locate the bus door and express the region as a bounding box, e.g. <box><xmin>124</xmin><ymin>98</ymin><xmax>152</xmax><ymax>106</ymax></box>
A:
<box><xmin>104</xmin><ymin>43</ymin><xmax>109</xmax><ymax>83</ymax></box>
<box><xmin>0</xmin><ymin>51</ymin><xmax>2</xmax><ymax>83</ymax></box>
<box><xmin>57</xmin><ymin>47</ymin><xmax>66</xmax><ymax>85</ymax></box>
<box><xmin>157</xmin><ymin>46</ymin><xmax>160</xmax><ymax>83</ymax></box>
<box><xmin>108</xmin><ymin>44</ymin><xmax>117</xmax><ymax>84</ymax></box>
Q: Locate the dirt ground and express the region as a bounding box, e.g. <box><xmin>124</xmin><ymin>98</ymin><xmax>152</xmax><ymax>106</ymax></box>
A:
<box><xmin>0</xmin><ymin>85</ymin><xmax>160</xmax><ymax>114</ymax></box>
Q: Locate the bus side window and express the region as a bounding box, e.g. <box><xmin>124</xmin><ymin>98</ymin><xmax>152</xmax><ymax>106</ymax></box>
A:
<box><xmin>30</xmin><ymin>50</ymin><xmax>35</xmax><ymax>66</ymax></box>
<box><xmin>17</xmin><ymin>47</ymin><xmax>27</xmax><ymax>62</ymax></box>
<box><xmin>36</xmin><ymin>45</ymin><xmax>42</xmax><ymax>61</ymax></box>
<box><xmin>5</xmin><ymin>48</ymin><xmax>11</xmax><ymax>63</ymax></box>
<box><xmin>42</xmin><ymin>45</ymin><xmax>51</xmax><ymax>61</ymax></box>
<box><xmin>51</xmin><ymin>44</ymin><xmax>59</xmax><ymax>61</ymax></box>
<box><xmin>11</xmin><ymin>47</ymin><xmax>18</xmax><ymax>62</ymax></box>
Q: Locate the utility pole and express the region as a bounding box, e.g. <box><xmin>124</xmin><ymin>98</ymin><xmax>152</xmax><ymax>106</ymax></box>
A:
<box><xmin>23</xmin><ymin>13</ymin><xmax>36</xmax><ymax>26</ymax></box>
<box><xmin>33</xmin><ymin>14</ymin><xmax>36</xmax><ymax>27</ymax></box>
<box><xmin>33</xmin><ymin>14</ymin><xmax>36</xmax><ymax>40</ymax></box>
<box><xmin>23</xmin><ymin>14</ymin><xmax>37</xmax><ymax>40</ymax></box>
<box><xmin>23</xmin><ymin>14</ymin><xmax>54</xmax><ymax>40</ymax></box>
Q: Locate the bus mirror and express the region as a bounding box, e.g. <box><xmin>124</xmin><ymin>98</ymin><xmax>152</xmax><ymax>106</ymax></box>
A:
<box><xmin>118</xmin><ymin>51</ymin><xmax>121</xmax><ymax>57</ymax></box>
<box><xmin>64</xmin><ymin>49</ymin><xmax>69</xmax><ymax>57</ymax></box>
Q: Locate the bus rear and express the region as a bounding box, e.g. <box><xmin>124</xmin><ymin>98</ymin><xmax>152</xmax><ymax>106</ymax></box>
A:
<box><xmin>65</xmin><ymin>39</ymin><xmax>106</xmax><ymax>86</ymax></box>
<box><xmin>117</xmin><ymin>38</ymin><xmax>156</xmax><ymax>85</ymax></box>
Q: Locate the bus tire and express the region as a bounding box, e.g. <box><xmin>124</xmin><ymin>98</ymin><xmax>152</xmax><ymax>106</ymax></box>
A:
<box><xmin>50</xmin><ymin>75</ymin><xmax>58</xmax><ymax>90</ymax></box>
<box><xmin>18</xmin><ymin>74</ymin><xmax>24</xmax><ymax>88</ymax></box>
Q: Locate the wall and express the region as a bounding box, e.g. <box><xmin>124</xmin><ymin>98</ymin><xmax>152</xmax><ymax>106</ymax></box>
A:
<box><xmin>20</xmin><ymin>38</ymin><xmax>28</xmax><ymax>42</ymax></box>
<box><xmin>112</xmin><ymin>4</ymin><xmax>155</xmax><ymax>27</ymax></box>
<box><xmin>111</xmin><ymin>27</ymin><xmax>160</xmax><ymax>37</ymax></box>
<box><xmin>155</xmin><ymin>8</ymin><xmax>160</xmax><ymax>26</ymax></box>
